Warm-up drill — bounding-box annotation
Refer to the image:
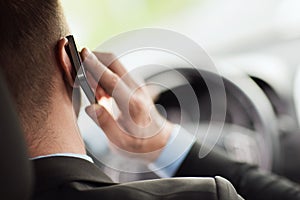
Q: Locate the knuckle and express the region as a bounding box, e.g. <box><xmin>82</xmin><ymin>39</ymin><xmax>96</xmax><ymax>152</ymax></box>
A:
<box><xmin>129</xmin><ymin>138</ymin><xmax>144</xmax><ymax>152</ymax></box>
<box><xmin>97</xmin><ymin>112</ymin><xmax>108</xmax><ymax>127</ymax></box>
<box><xmin>102</xmin><ymin>52</ymin><xmax>117</xmax><ymax>66</ymax></box>
<box><xmin>102</xmin><ymin>70</ymin><xmax>119</xmax><ymax>92</ymax></box>
<box><xmin>106</xmin><ymin>52</ymin><xmax>116</xmax><ymax>60</ymax></box>
<box><xmin>130</xmin><ymin>96</ymin><xmax>144</xmax><ymax>111</ymax></box>
<box><xmin>109</xmin><ymin>73</ymin><xmax>119</xmax><ymax>90</ymax></box>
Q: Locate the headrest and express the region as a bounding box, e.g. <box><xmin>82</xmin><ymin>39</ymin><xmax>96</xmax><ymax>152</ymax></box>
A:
<box><xmin>0</xmin><ymin>69</ymin><xmax>33</xmax><ymax>200</ymax></box>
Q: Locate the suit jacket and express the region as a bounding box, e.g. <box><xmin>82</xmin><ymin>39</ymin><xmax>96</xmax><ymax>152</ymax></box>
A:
<box><xmin>32</xmin><ymin>141</ymin><xmax>300</xmax><ymax>200</ymax></box>
<box><xmin>176</xmin><ymin>142</ymin><xmax>300</xmax><ymax>200</ymax></box>
<box><xmin>32</xmin><ymin>150</ymin><xmax>242</xmax><ymax>200</ymax></box>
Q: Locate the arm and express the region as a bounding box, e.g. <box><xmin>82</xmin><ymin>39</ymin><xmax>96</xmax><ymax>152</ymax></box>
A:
<box><xmin>176</xmin><ymin>141</ymin><xmax>300</xmax><ymax>200</ymax></box>
<box><xmin>148</xmin><ymin>125</ymin><xmax>300</xmax><ymax>200</ymax></box>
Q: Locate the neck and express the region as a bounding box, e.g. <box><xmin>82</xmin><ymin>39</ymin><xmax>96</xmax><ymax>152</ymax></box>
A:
<box><xmin>26</xmin><ymin>94</ymin><xmax>86</xmax><ymax>158</ymax></box>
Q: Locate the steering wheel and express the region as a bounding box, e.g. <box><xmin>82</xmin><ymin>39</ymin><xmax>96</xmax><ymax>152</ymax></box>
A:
<box><xmin>79</xmin><ymin>62</ymin><xmax>281</xmax><ymax>183</ymax></box>
<box><xmin>141</xmin><ymin>65</ymin><xmax>281</xmax><ymax>172</ymax></box>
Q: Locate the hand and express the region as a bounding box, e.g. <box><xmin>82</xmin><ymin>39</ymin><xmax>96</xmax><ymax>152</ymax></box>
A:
<box><xmin>81</xmin><ymin>48</ymin><xmax>173</xmax><ymax>161</ymax></box>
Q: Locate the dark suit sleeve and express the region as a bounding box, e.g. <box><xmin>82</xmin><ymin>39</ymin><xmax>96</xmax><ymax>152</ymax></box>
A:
<box><xmin>175</xmin><ymin>142</ymin><xmax>300</xmax><ymax>200</ymax></box>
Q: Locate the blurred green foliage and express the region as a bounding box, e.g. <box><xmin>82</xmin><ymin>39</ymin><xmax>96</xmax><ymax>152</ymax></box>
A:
<box><xmin>61</xmin><ymin>0</ymin><xmax>198</xmax><ymax>49</ymax></box>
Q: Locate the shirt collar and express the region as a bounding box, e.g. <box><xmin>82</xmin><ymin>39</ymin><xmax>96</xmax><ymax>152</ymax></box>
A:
<box><xmin>30</xmin><ymin>153</ymin><xmax>94</xmax><ymax>163</ymax></box>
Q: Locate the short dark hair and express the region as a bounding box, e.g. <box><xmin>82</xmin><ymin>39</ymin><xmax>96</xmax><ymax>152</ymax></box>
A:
<box><xmin>0</xmin><ymin>0</ymin><xmax>68</xmax><ymax>131</ymax></box>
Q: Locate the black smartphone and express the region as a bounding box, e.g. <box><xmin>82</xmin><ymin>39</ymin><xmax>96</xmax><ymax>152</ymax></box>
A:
<box><xmin>65</xmin><ymin>35</ymin><xmax>97</xmax><ymax>104</ymax></box>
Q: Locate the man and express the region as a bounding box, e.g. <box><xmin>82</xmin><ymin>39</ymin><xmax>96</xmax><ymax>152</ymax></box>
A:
<box><xmin>0</xmin><ymin>1</ymin><xmax>299</xmax><ymax>200</ymax></box>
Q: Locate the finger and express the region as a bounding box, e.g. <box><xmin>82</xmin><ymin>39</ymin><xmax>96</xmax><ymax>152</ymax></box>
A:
<box><xmin>93</xmin><ymin>51</ymin><xmax>138</xmax><ymax>89</ymax></box>
<box><xmin>85</xmin><ymin>104</ymin><xmax>127</xmax><ymax>148</ymax></box>
<box><xmin>86</xmin><ymin>71</ymin><xmax>108</xmax><ymax>100</ymax></box>
<box><xmin>92</xmin><ymin>52</ymin><xmax>126</xmax><ymax>76</ymax></box>
<box><xmin>81</xmin><ymin>48</ymin><xmax>131</xmax><ymax>109</ymax></box>
<box><xmin>81</xmin><ymin>49</ymin><xmax>110</xmax><ymax>91</ymax></box>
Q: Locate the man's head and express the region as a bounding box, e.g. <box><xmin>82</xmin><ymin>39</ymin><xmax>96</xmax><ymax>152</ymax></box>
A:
<box><xmin>0</xmin><ymin>0</ymin><xmax>78</xmax><ymax>138</ymax></box>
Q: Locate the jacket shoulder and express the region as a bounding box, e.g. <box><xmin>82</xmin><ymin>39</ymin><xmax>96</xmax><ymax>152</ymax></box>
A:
<box><xmin>57</xmin><ymin>176</ymin><xmax>243</xmax><ymax>200</ymax></box>
<box><xmin>215</xmin><ymin>176</ymin><xmax>244</xmax><ymax>200</ymax></box>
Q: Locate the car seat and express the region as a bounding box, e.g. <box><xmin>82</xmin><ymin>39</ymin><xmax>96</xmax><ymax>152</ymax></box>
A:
<box><xmin>0</xmin><ymin>69</ymin><xmax>33</xmax><ymax>200</ymax></box>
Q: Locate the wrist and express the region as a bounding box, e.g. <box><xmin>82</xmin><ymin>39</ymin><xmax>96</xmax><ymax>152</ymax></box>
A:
<box><xmin>157</xmin><ymin>121</ymin><xmax>174</xmax><ymax>149</ymax></box>
<box><xmin>143</xmin><ymin>121</ymin><xmax>174</xmax><ymax>162</ymax></box>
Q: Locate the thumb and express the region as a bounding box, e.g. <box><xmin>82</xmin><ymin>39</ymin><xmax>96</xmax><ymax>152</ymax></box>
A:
<box><xmin>85</xmin><ymin>104</ymin><xmax>123</xmax><ymax>143</ymax></box>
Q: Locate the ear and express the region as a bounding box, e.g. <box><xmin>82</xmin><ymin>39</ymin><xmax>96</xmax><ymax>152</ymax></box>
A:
<box><xmin>57</xmin><ymin>37</ymin><xmax>76</xmax><ymax>87</ymax></box>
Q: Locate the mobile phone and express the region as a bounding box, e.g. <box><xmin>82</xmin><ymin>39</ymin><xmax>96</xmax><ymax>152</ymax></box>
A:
<box><xmin>65</xmin><ymin>35</ymin><xmax>97</xmax><ymax>104</ymax></box>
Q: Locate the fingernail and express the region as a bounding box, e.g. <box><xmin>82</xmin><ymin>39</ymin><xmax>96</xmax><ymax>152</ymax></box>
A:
<box><xmin>85</xmin><ymin>104</ymin><xmax>102</xmax><ymax>117</ymax></box>
<box><xmin>85</xmin><ymin>105</ymin><xmax>93</xmax><ymax>115</ymax></box>
<box><xmin>86</xmin><ymin>48</ymin><xmax>91</xmax><ymax>54</ymax></box>
<box><xmin>83</xmin><ymin>48</ymin><xmax>91</xmax><ymax>58</ymax></box>
<box><xmin>95</xmin><ymin>105</ymin><xmax>103</xmax><ymax>116</ymax></box>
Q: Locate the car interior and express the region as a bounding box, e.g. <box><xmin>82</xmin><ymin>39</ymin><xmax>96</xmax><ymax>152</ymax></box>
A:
<box><xmin>69</xmin><ymin>0</ymin><xmax>300</xmax><ymax>184</ymax></box>
<box><xmin>0</xmin><ymin>70</ymin><xmax>33</xmax><ymax>200</ymax></box>
<box><xmin>2</xmin><ymin>0</ymin><xmax>300</xmax><ymax>199</ymax></box>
